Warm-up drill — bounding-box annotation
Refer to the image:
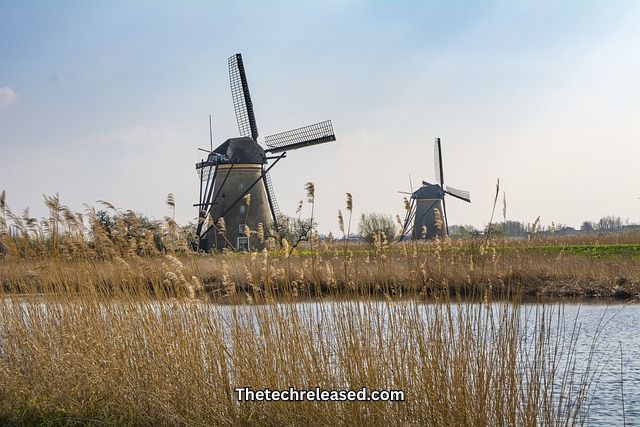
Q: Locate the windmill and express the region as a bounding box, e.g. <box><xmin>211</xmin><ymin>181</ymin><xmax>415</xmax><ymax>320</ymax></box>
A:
<box><xmin>194</xmin><ymin>53</ymin><xmax>336</xmax><ymax>252</ymax></box>
<box><xmin>399</xmin><ymin>138</ymin><xmax>470</xmax><ymax>240</ymax></box>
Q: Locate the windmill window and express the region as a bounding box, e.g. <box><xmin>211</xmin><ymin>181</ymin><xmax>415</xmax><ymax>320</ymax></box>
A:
<box><xmin>239</xmin><ymin>183</ymin><xmax>245</xmax><ymax>191</ymax></box>
<box><xmin>238</xmin><ymin>224</ymin><xmax>246</xmax><ymax>234</ymax></box>
<box><xmin>239</xmin><ymin>205</ymin><xmax>246</xmax><ymax>214</ymax></box>
<box><xmin>237</xmin><ymin>237</ymin><xmax>250</xmax><ymax>251</ymax></box>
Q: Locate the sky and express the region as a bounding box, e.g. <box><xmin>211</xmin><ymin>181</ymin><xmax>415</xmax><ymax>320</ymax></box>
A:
<box><xmin>1</xmin><ymin>0</ymin><xmax>640</xmax><ymax>235</ymax></box>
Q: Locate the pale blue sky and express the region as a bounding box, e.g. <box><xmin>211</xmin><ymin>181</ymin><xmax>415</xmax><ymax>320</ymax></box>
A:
<box><xmin>1</xmin><ymin>1</ymin><xmax>640</xmax><ymax>232</ymax></box>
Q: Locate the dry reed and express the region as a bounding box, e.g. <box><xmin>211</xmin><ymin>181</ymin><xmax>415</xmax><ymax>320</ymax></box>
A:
<box><xmin>0</xmin><ymin>282</ymin><xmax>599</xmax><ymax>426</ymax></box>
<box><xmin>0</xmin><ymin>192</ymin><xmax>633</xmax><ymax>425</ymax></box>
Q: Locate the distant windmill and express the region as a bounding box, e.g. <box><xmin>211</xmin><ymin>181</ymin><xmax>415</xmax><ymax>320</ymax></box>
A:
<box><xmin>194</xmin><ymin>53</ymin><xmax>337</xmax><ymax>252</ymax></box>
<box><xmin>399</xmin><ymin>138</ymin><xmax>471</xmax><ymax>240</ymax></box>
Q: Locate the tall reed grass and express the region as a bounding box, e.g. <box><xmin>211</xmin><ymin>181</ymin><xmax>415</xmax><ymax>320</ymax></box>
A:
<box><xmin>2</xmin><ymin>192</ymin><xmax>640</xmax><ymax>301</ymax></box>
<box><xmin>0</xmin><ymin>282</ymin><xmax>599</xmax><ymax>426</ymax></box>
<box><xmin>2</xmin><ymin>236</ymin><xmax>639</xmax><ymax>300</ymax></box>
<box><xmin>0</xmin><ymin>192</ymin><xmax>623</xmax><ymax>425</ymax></box>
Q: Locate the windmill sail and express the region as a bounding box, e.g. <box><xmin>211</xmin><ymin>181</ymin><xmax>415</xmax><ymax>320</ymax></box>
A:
<box><xmin>228</xmin><ymin>53</ymin><xmax>259</xmax><ymax>140</ymax></box>
<box><xmin>440</xmin><ymin>197</ymin><xmax>449</xmax><ymax>235</ymax></box>
<box><xmin>264</xmin><ymin>120</ymin><xmax>336</xmax><ymax>153</ymax></box>
<box><xmin>434</xmin><ymin>137</ymin><xmax>444</xmax><ymax>187</ymax></box>
<box><xmin>263</xmin><ymin>170</ymin><xmax>281</xmax><ymax>220</ymax></box>
<box><xmin>198</xmin><ymin>164</ymin><xmax>215</xmax><ymax>182</ymax></box>
<box><xmin>445</xmin><ymin>186</ymin><xmax>471</xmax><ymax>203</ymax></box>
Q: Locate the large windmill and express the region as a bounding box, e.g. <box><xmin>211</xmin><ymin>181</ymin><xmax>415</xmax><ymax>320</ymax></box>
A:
<box><xmin>399</xmin><ymin>138</ymin><xmax>471</xmax><ymax>240</ymax></box>
<box><xmin>194</xmin><ymin>53</ymin><xmax>336</xmax><ymax>252</ymax></box>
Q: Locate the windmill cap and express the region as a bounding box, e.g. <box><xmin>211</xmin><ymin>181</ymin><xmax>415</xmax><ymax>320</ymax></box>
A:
<box><xmin>412</xmin><ymin>182</ymin><xmax>443</xmax><ymax>199</ymax></box>
<box><xmin>213</xmin><ymin>137</ymin><xmax>266</xmax><ymax>164</ymax></box>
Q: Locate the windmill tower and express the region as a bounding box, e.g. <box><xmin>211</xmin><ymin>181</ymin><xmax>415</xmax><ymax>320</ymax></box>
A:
<box><xmin>399</xmin><ymin>138</ymin><xmax>471</xmax><ymax>240</ymax></box>
<box><xmin>194</xmin><ymin>54</ymin><xmax>337</xmax><ymax>252</ymax></box>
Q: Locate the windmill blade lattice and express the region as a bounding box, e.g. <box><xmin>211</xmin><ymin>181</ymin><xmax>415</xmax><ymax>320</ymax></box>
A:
<box><xmin>263</xmin><ymin>171</ymin><xmax>281</xmax><ymax>219</ymax></box>
<box><xmin>228</xmin><ymin>54</ymin><xmax>259</xmax><ymax>140</ymax></box>
<box><xmin>445</xmin><ymin>186</ymin><xmax>471</xmax><ymax>203</ymax></box>
<box><xmin>198</xmin><ymin>165</ymin><xmax>215</xmax><ymax>182</ymax></box>
<box><xmin>265</xmin><ymin>120</ymin><xmax>336</xmax><ymax>153</ymax></box>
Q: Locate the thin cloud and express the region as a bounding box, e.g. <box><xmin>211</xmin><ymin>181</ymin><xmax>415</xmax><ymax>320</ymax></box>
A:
<box><xmin>0</xmin><ymin>86</ymin><xmax>18</xmax><ymax>109</ymax></box>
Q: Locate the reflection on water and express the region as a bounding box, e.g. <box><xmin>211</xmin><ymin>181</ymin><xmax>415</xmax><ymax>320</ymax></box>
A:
<box><xmin>556</xmin><ymin>304</ymin><xmax>640</xmax><ymax>426</ymax></box>
<box><xmin>220</xmin><ymin>300</ymin><xmax>638</xmax><ymax>426</ymax></box>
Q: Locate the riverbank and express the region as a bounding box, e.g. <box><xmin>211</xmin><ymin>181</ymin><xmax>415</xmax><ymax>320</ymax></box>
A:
<box><xmin>1</xmin><ymin>239</ymin><xmax>639</xmax><ymax>300</ymax></box>
<box><xmin>1</xmin><ymin>238</ymin><xmax>637</xmax><ymax>425</ymax></box>
<box><xmin>0</xmin><ymin>291</ymin><xmax>609</xmax><ymax>426</ymax></box>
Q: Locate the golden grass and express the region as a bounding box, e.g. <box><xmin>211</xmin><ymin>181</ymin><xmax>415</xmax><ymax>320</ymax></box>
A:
<box><xmin>0</xmin><ymin>235</ymin><xmax>619</xmax><ymax>425</ymax></box>
<box><xmin>0</xmin><ymin>194</ymin><xmax>633</xmax><ymax>424</ymax></box>
<box><xmin>2</xmin><ymin>236</ymin><xmax>639</xmax><ymax>300</ymax></box>
<box><xmin>0</xmin><ymin>282</ymin><xmax>598</xmax><ymax>426</ymax></box>
<box><xmin>1</xmin><ymin>191</ymin><xmax>638</xmax><ymax>298</ymax></box>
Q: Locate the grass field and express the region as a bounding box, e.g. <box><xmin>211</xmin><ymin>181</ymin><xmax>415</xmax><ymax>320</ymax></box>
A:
<box><xmin>1</xmin><ymin>192</ymin><xmax>639</xmax><ymax>299</ymax></box>
<box><xmin>0</xmin><ymin>236</ymin><xmax>635</xmax><ymax>424</ymax></box>
<box><xmin>0</xmin><ymin>196</ymin><xmax>637</xmax><ymax>425</ymax></box>
<box><xmin>0</xmin><ymin>282</ymin><xmax>601</xmax><ymax>426</ymax></box>
<box><xmin>3</xmin><ymin>236</ymin><xmax>639</xmax><ymax>300</ymax></box>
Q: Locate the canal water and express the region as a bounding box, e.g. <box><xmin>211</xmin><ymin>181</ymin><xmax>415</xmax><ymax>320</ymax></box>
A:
<box><xmin>3</xmin><ymin>298</ymin><xmax>639</xmax><ymax>425</ymax></box>
<box><xmin>557</xmin><ymin>303</ymin><xmax>639</xmax><ymax>426</ymax></box>
<box><xmin>216</xmin><ymin>300</ymin><xmax>639</xmax><ymax>426</ymax></box>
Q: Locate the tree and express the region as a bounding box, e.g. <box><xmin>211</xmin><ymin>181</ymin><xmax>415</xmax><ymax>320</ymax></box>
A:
<box><xmin>181</xmin><ymin>222</ymin><xmax>198</xmax><ymax>250</ymax></box>
<box><xmin>504</xmin><ymin>220</ymin><xmax>527</xmax><ymax>237</ymax></box>
<box><xmin>597</xmin><ymin>215</ymin><xmax>623</xmax><ymax>232</ymax></box>
<box><xmin>268</xmin><ymin>215</ymin><xmax>317</xmax><ymax>253</ymax></box>
<box><xmin>96</xmin><ymin>210</ymin><xmax>116</xmax><ymax>237</ymax></box>
<box><xmin>580</xmin><ymin>221</ymin><xmax>595</xmax><ymax>233</ymax></box>
<box><xmin>358</xmin><ymin>213</ymin><xmax>397</xmax><ymax>244</ymax></box>
<box><xmin>484</xmin><ymin>220</ymin><xmax>528</xmax><ymax>237</ymax></box>
<box><xmin>449</xmin><ymin>224</ymin><xmax>479</xmax><ymax>237</ymax></box>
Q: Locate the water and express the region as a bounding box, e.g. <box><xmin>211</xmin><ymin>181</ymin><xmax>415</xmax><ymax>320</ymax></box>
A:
<box><xmin>2</xmin><ymin>298</ymin><xmax>639</xmax><ymax>425</ymax></box>
<box><xmin>556</xmin><ymin>303</ymin><xmax>640</xmax><ymax>426</ymax></box>
<box><xmin>214</xmin><ymin>300</ymin><xmax>640</xmax><ymax>426</ymax></box>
